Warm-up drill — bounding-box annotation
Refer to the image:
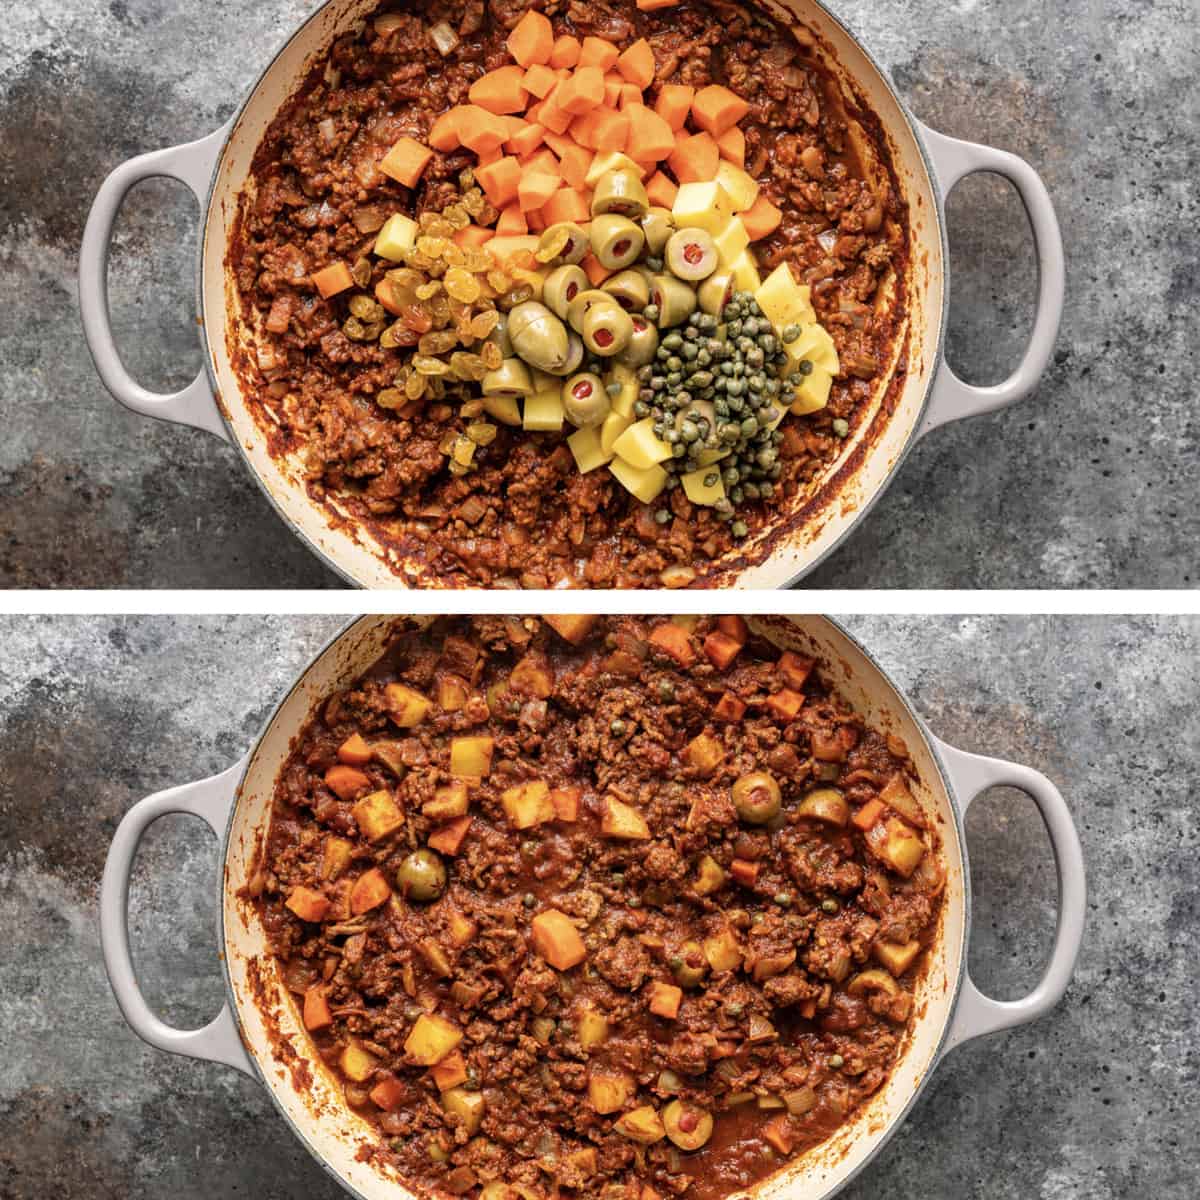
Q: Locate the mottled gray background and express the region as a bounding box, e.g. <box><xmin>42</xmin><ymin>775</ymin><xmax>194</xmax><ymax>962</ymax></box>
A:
<box><xmin>0</xmin><ymin>0</ymin><xmax>1196</xmax><ymax>587</ymax></box>
<box><xmin>1</xmin><ymin>615</ymin><xmax>1195</xmax><ymax>1197</ymax></box>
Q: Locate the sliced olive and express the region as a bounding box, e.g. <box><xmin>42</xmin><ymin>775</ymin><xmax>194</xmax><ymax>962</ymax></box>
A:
<box><xmin>641</xmin><ymin>206</ymin><xmax>675</xmax><ymax>255</ymax></box>
<box><xmin>537</xmin><ymin>221</ymin><xmax>589</xmax><ymax>266</ymax></box>
<box><xmin>603</xmin><ymin>269</ymin><xmax>651</xmax><ymax>312</ymax></box>
<box><xmin>396</xmin><ymin>848</ymin><xmax>446</xmax><ymax>901</ymax></box>
<box><xmin>543</xmin><ymin>264</ymin><xmax>590</xmax><ymax>320</ymax></box>
<box><xmin>582</xmin><ymin>303</ymin><xmax>634</xmax><ymax>356</ymax></box>
<box><xmin>486</xmin><ymin>311</ymin><xmax>512</xmax><ymax>357</ymax></box>
<box><xmin>731</xmin><ymin>771</ymin><xmax>782</xmax><ymax>824</ymax></box>
<box><xmin>698</xmin><ymin>271</ymin><xmax>734</xmax><ymax>316</ymax></box>
<box><xmin>554</xmin><ymin>331</ymin><xmax>585</xmax><ymax>377</ymax></box>
<box><xmin>663</xmin><ymin>1100</ymin><xmax>713</xmax><ymax>1151</ymax></box>
<box><xmin>506</xmin><ymin>300</ymin><xmax>570</xmax><ymax>373</ymax></box>
<box><xmin>567</xmin><ymin>288</ymin><xmax>618</xmax><ymax>334</ymax></box>
<box><xmin>649</xmin><ymin>274</ymin><xmax>698</xmax><ymax>328</ymax></box>
<box><xmin>592</xmin><ymin>168</ymin><xmax>649</xmax><ymax>219</ymax></box>
<box><xmin>590</xmin><ymin>214</ymin><xmax>645</xmax><ymax>271</ymax></box>
<box><xmin>672</xmin><ymin>940</ymin><xmax>709</xmax><ymax>989</ymax></box>
<box><xmin>616</xmin><ymin>315</ymin><xmax>660</xmax><ymax>367</ymax></box>
<box><xmin>561</xmin><ymin>372</ymin><xmax>609</xmax><ymax>427</ymax></box>
<box><xmin>481</xmin><ymin>356</ymin><xmax>533</xmax><ymax>397</ymax></box>
<box><xmin>665</xmin><ymin>228</ymin><xmax>718</xmax><ymax>282</ymax></box>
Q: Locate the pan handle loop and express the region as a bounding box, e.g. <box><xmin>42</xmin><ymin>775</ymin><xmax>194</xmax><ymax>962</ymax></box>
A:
<box><xmin>99</xmin><ymin>757</ymin><xmax>256</xmax><ymax>1077</ymax></box>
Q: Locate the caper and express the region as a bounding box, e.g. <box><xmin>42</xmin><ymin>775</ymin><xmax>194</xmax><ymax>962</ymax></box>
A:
<box><xmin>602</xmin><ymin>269</ymin><xmax>651</xmax><ymax>312</ymax></box>
<box><xmin>543</xmin><ymin>264</ymin><xmax>590</xmax><ymax>320</ymax></box>
<box><xmin>590</xmin><ymin>214</ymin><xmax>645</xmax><ymax>271</ymax></box>
<box><xmin>396</xmin><ymin>848</ymin><xmax>446</xmax><ymax>901</ymax></box>
<box><xmin>582</xmin><ymin>302</ymin><xmax>634</xmax><ymax>356</ymax></box>
<box><xmin>640</xmin><ymin>206</ymin><xmax>675</xmax><ymax>255</ymax></box>
<box><xmin>731</xmin><ymin>771</ymin><xmax>782</xmax><ymax>824</ymax></box>
<box><xmin>731</xmin><ymin>520</ymin><xmax>748</xmax><ymax>537</ymax></box>
<box><xmin>561</xmin><ymin>372</ymin><xmax>609</xmax><ymax>427</ymax></box>
<box><xmin>649</xmin><ymin>275</ymin><xmax>698</xmax><ymax>329</ymax></box>
<box><xmin>665</xmin><ymin>228</ymin><xmax>718</xmax><ymax>282</ymax></box>
<box><xmin>591</xmin><ymin>167</ymin><xmax>649</xmax><ymax>219</ymax></box>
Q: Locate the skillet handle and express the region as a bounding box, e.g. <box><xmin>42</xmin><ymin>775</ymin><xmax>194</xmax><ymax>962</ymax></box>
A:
<box><xmin>79</xmin><ymin>121</ymin><xmax>233</xmax><ymax>442</ymax></box>
<box><xmin>933</xmin><ymin>736</ymin><xmax>1085</xmax><ymax>1051</ymax></box>
<box><xmin>916</xmin><ymin>122</ymin><xmax>1066</xmax><ymax>437</ymax></box>
<box><xmin>99</xmin><ymin>756</ymin><xmax>255</xmax><ymax>1077</ymax></box>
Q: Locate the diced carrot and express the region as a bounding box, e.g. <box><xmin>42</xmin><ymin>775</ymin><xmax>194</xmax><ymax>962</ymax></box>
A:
<box><xmin>766</xmin><ymin>688</ymin><xmax>804</xmax><ymax>722</ymax></box>
<box><xmin>591</xmin><ymin>109</ymin><xmax>630</xmax><ymax>154</ymax></box>
<box><xmin>428</xmin><ymin>816</ymin><xmax>472</xmax><ymax>856</ymax></box>
<box><xmin>654</xmin><ymin>83</ymin><xmax>694</xmax><ymax>132</ymax></box>
<box><xmin>430</xmin><ymin>1050</ymin><xmax>468</xmax><ymax>1092</ymax></box>
<box><xmin>852</xmin><ymin>799</ymin><xmax>887</xmax><ymax>831</ymax></box>
<box><xmin>519</xmin><ymin>172</ymin><xmax>561</xmax><ymax>213</ymax></box>
<box><xmin>496</xmin><ymin>202</ymin><xmax>529</xmax><ymax>235</ymax></box>
<box><xmin>475</xmin><ymin>155</ymin><xmax>522</xmax><ymax>207</ymax></box>
<box><xmin>522</xmin><ymin>147</ymin><xmax>560</xmax><ymax>176</ymax></box>
<box><xmin>325</xmin><ymin>764</ymin><xmax>370</xmax><ymax>800</ymax></box>
<box><xmin>508</xmin><ymin>120</ymin><xmax>547</xmax><ymax>157</ymax></box>
<box><xmin>713</xmin><ymin>692</ymin><xmax>746</xmax><ymax>722</ymax></box>
<box><xmin>469</xmin><ymin>65</ymin><xmax>528</xmax><ymax>115</ymax></box>
<box><xmin>543</xmin><ymin>129</ymin><xmax>573</xmax><ymax>158</ymax></box>
<box><xmin>717</xmin><ymin>615</ymin><xmax>749</xmax><ymax>643</ymax></box>
<box><xmin>648</xmin><ymin>621</ymin><xmax>695</xmax><ymax>667</ymax></box>
<box><xmin>476</xmin><ymin>146</ymin><xmax>502</xmax><ymax>168</ymax></box>
<box><xmin>603</xmin><ymin>74</ymin><xmax>623</xmax><ymax>108</ymax></box>
<box><xmin>523</xmin><ymin>63</ymin><xmax>558</xmax><ymax>99</ymax></box>
<box><xmin>637</xmin><ymin>0</ymin><xmax>680</xmax><ymax>9</ymax></box>
<box><xmin>503</xmin><ymin>115</ymin><xmax>527</xmax><ymax>137</ymax></box>
<box><xmin>645</xmin><ymin>171</ymin><xmax>678</xmax><ymax>208</ymax></box>
<box><xmin>718</xmin><ymin>125</ymin><xmax>746</xmax><ymax>167</ymax></box>
<box><xmin>580</xmin><ymin>251</ymin><xmax>613</xmax><ymax>286</ymax></box>
<box><xmin>541</xmin><ymin>188</ymin><xmax>591</xmax><ymax>225</ymax></box>
<box><xmin>531</xmin><ymin>909</ymin><xmax>588</xmax><ymax>970</ymax></box>
<box><xmin>549</xmin><ymin>34</ymin><xmax>582</xmax><ymax>68</ymax></box>
<box><xmin>286</xmin><ymin>885</ymin><xmax>329</xmax><ymax>923</ymax></box>
<box><xmin>453</xmin><ymin>224</ymin><xmax>494</xmax><ymax>248</ymax></box>
<box><xmin>578</xmin><ymin>35</ymin><xmax>620</xmax><ymax>71</ymax></box>
<box><xmin>615</xmin><ymin>38</ymin><xmax>655</xmax><ymax>88</ymax></box>
<box><xmin>668</xmin><ymin>130</ymin><xmax>720</xmax><ymax>184</ymax></box>
<box><xmin>457</xmin><ymin>105</ymin><xmax>510</xmax><ymax>154</ymax></box>
<box><xmin>569</xmin><ymin>109</ymin><xmax>606</xmax><ymax>150</ymax></box>
<box><xmin>507</xmin><ymin>8</ymin><xmax>554</xmax><ymax>67</ymax></box>
<box><xmin>618</xmin><ymin>83</ymin><xmax>643</xmax><ymax>110</ymax></box>
<box><xmin>703</xmin><ymin>631</ymin><xmax>742</xmax><ymax>671</ymax></box>
<box><xmin>730</xmin><ymin>859</ymin><xmax>759</xmax><ymax>887</ymax></box>
<box><xmin>337</xmin><ymin>733</ymin><xmax>373</xmax><ymax>765</ymax></box>
<box><xmin>558</xmin><ymin>143</ymin><xmax>593</xmax><ymax>191</ymax></box>
<box><xmin>379</xmin><ymin>136</ymin><xmax>434</xmax><ymax>188</ymax></box>
<box><xmin>741</xmin><ymin>193</ymin><xmax>783</xmax><ymax>240</ymax></box>
<box><xmin>623</xmin><ymin>103</ymin><xmax>674</xmax><ymax>163</ymax></box>
<box><xmin>691</xmin><ymin>84</ymin><xmax>749</xmax><ymax>137</ymax></box>
<box><xmin>374</xmin><ymin>278</ymin><xmax>404</xmax><ymax>316</ymax></box>
<box><xmin>558</xmin><ymin>66</ymin><xmax>605</xmax><ymax>115</ymax></box>
<box><xmin>539</xmin><ymin>99</ymin><xmax>573</xmax><ymax>135</ymax></box>
<box><xmin>368</xmin><ymin>1078</ymin><xmax>407</xmax><ymax>1111</ymax></box>
<box><xmin>527</xmin><ymin>208</ymin><xmax>547</xmax><ymax>232</ymax></box>
<box><xmin>551</xmin><ymin>786</ymin><xmax>581</xmax><ymax>822</ymax></box>
<box><xmin>311</xmin><ymin>262</ymin><xmax>353</xmax><ymax>300</ymax></box>
<box><xmin>428</xmin><ymin>106</ymin><xmax>467</xmax><ymax>152</ymax></box>
<box><xmin>647</xmin><ymin>981</ymin><xmax>683</xmax><ymax>1019</ymax></box>
<box><xmin>778</xmin><ymin>650</ymin><xmax>814</xmax><ymax>690</ymax></box>
<box><xmin>303</xmin><ymin>986</ymin><xmax>333</xmax><ymax>1031</ymax></box>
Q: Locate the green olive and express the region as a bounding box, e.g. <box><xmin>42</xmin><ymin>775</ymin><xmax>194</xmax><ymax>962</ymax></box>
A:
<box><xmin>662</xmin><ymin>1099</ymin><xmax>713</xmax><ymax>1151</ymax></box>
<box><xmin>649</xmin><ymin>274</ymin><xmax>698</xmax><ymax>329</ymax></box>
<box><xmin>396</xmin><ymin>848</ymin><xmax>447</xmax><ymax>901</ymax></box>
<box><xmin>590</xmin><ymin>214</ymin><xmax>645</xmax><ymax>271</ymax></box>
<box><xmin>731</xmin><ymin>771</ymin><xmax>783</xmax><ymax>824</ymax></box>
<box><xmin>554</xmin><ymin>331</ymin><xmax>585</xmax><ymax>377</ymax></box>
<box><xmin>567</xmin><ymin>288</ymin><xmax>618</xmax><ymax>334</ymax></box>
<box><xmin>561</xmin><ymin>372</ymin><xmax>609</xmax><ymax>427</ymax></box>
<box><xmin>604</xmin><ymin>361</ymin><xmax>639</xmax><ymax>412</ymax></box>
<box><xmin>592</xmin><ymin>168</ymin><xmax>649</xmax><ymax>219</ymax></box>
<box><xmin>698</xmin><ymin>271</ymin><xmax>734</xmax><ymax>317</ymax></box>
<box><xmin>481</xmin><ymin>356</ymin><xmax>533</xmax><ymax>397</ymax></box>
<box><xmin>537</xmin><ymin>221</ymin><xmax>589</xmax><ymax>266</ymax></box>
<box><xmin>603</xmin><ymin>269</ymin><xmax>651</xmax><ymax>312</ymax></box>
<box><xmin>665</xmin><ymin>228</ymin><xmax>719</xmax><ymax>282</ymax></box>
<box><xmin>640</xmin><ymin>207</ymin><xmax>675</xmax><ymax>255</ymax></box>
<box><xmin>506</xmin><ymin>300</ymin><xmax>570</xmax><ymax>373</ymax></box>
<box><xmin>543</xmin><ymin>264</ymin><xmax>590</xmax><ymax>320</ymax></box>
<box><xmin>582</xmin><ymin>303</ymin><xmax>634</xmax><ymax>356</ymax></box>
<box><xmin>616</xmin><ymin>315</ymin><xmax>660</xmax><ymax>367</ymax></box>
<box><xmin>486</xmin><ymin>311</ymin><xmax>512</xmax><ymax>357</ymax></box>
<box><xmin>672</xmin><ymin>940</ymin><xmax>709</xmax><ymax>989</ymax></box>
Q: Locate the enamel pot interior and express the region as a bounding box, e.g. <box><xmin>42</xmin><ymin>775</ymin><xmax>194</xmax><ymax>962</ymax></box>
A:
<box><xmin>221</xmin><ymin>615</ymin><xmax>967</xmax><ymax>1200</ymax></box>
<box><xmin>200</xmin><ymin>0</ymin><xmax>945</xmax><ymax>589</ymax></box>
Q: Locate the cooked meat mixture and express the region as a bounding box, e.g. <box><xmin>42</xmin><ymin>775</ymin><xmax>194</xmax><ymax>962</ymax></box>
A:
<box><xmin>230</xmin><ymin>0</ymin><xmax>907</xmax><ymax>588</ymax></box>
<box><xmin>251</xmin><ymin>616</ymin><xmax>943</xmax><ymax>1200</ymax></box>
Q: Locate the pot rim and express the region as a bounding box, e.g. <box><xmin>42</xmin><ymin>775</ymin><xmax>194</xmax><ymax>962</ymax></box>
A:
<box><xmin>214</xmin><ymin>614</ymin><xmax>971</xmax><ymax>1200</ymax></box>
<box><xmin>193</xmin><ymin>0</ymin><xmax>951</xmax><ymax>591</ymax></box>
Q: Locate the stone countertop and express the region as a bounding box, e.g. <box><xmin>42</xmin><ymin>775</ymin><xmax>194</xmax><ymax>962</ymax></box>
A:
<box><xmin>1</xmin><ymin>1</ymin><xmax>1196</xmax><ymax>587</ymax></box>
<box><xmin>1</xmin><ymin>615</ymin><xmax>1195</xmax><ymax>1197</ymax></box>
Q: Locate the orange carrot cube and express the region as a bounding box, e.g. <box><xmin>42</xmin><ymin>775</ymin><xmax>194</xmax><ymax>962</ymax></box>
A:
<box><xmin>496</xmin><ymin>203</ymin><xmax>528</xmax><ymax>235</ymax></box>
<box><xmin>310</xmin><ymin>262</ymin><xmax>353</xmax><ymax>300</ymax></box>
<box><xmin>765</xmin><ymin>688</ymin><xmax>804</xmax><ymax>722</ymax></box>
<box><xmin>324</xmin><ymin>764</ymin><xmax>370</xmax><ymax>800</ymax></box>
<box><xmin>718</xmin><ymin>126</ymin><xmax>746</xmax><ymax>167</ymax></box>
<box><xmin>648</xmin><ymin>621</ymin><xmax>695</xmax><ymax>667</ymax></box>
<box><xmin>532</xmin><ymin>909</ymin><xmax>587</xmax><ymax>970</ymax></box>
<box><xmin>645</xmin><ymin>171</ymin><xmax>678</xmax><ymax>208</ymax></box>
<box><xmin>337</xmin><ymin>733</ymin><xmax>373</xmax><ymax>765</ymax></box>
<box><xmin>523</xmin><ymin>63</ymin><xmax>558</xmax><ymax>99</ymax></box>
<box><xmin>690</xmin><ymin>84</ymin><xmax>749</xmax><ymax>137</ymax></box>
<box><xmin>647</xmin><ymin>981</ymin><xmax>683</xmax><ymax>1019</ymax></box>
<box><xmin>654</xmin><ymin>83</ymin><xmax>694</xmax><ymax>132</ymax></box>
<box><xmin>286</xmin><ymin>886</ymin><xmax>329</xmax><ymax>923</ymax></box>
<box><xmin>778</xmin><ymin>650</ymin><xmax>814</xmax><ymax>690</ymax></box>
<box><xmin>475</xmin><ymin>156</ymin><xmax>522</xmax><ymax>207</ymax></box>
<box><xmin>379</xmin><ymin>136</ymin><xmax>434</xmax><ymax>187</ymax></box>
<box><xmin>703</xmin><ymin>631</ymin><xmax>742</xmax><ymax>671</ymax></box>
<box><xmin>578</xmin><ymin>36</ymin><xmax>619</xmax><ymax>71</ymax></box>
<box><xmin>549</xmin><ymin>34</ymin><xmax>581</xmax><ymax>68</ymax></box>
<box><xmin>713</xmin><ymin>692</ymin><xmax>746</xmax><ymax>722</ymax></box>
<box><xmin>507</xmin><ymin>9</ymin><xmax>554</xmax><ymax>67</ymax></box>
<box><xmin>616</xmin><ymin>38</ymin><xmax>655</xmax><ymax>88</ymax></box>
<box><xmin>428</xmin><ymin>816</ymin><xmax>472</xmax><ymax>856</ymax></box>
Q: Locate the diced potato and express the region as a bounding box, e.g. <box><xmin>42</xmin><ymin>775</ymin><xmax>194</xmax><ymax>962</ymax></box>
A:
<box><xmin>612</xmin><ymin>419</ymin><xmax>671</xmax><ymax>470</ymax></box>
<box><xmin>601</xmin><ymin>796</ymin><xmax>651</xmax><ymax>840</ymax></box>
<box><xmin>567</xmin><ymin>425</ymin><xmax>614</xmax><ymax>473</ymax></box>
<box><xmin>483</xmin><ymin>394</ymin><xmax>523</xmax><ymax>426</ymax></box>
<box><xmin>369</xmin><ymin>1077</ymin><xmax>408</xmax><ymax>1111</ymax></box>
<box><xmin>879</xmin><ymin>773</ymin><xmax>926</xmax><ymax>827</ymax></box>
<box><xmin>430</xmin><ymin>1050</ymin><xmax>468</xmax><ymax>1092</ymax></box>
<box><xmin>340</xmin><ymin>1042</ymin><xmax>378</xmax><ymax>1083</ymax></box>
<box><xmin>510</xmin><ymin>652</ymin><xmax>554</xmax><ymax>698</ymax></box>
<box><xmin>577</xmin><ymin>1006</ymin><xmax>609</xmax><ymax>1049</ymax></box>
<box><xmin>790</xmin><ymin>366</ymin><xmax>833</xmax><ymax>415</ymax></box>
<box><xmin>586</xmin><ymin>151</ymin><xmax>644</xmax><ymax>187</ymax></box>
<box><xmin>550</xmin><ymin>786</ymin><xmax>581</xmax><ymax>821</ymax></box>
<box><xmin>797</xmin><ymin>787</ymin><xmax>849</xmax><ymax>827</ymax></box>
<box><xmin>444</xmin><ymin>905</ymin><xmax>478</xmax><ymax>948</ymax></box>
<box><xmin>683</xmin><ymin>732</ymin><xmax>724</xmax><ymax>776</ymax></box>
<box><xmin>303</xmin><ymin>987</ymin><xmax>333</xmax><ymax>1031</ymax></box>
<box><xmin>702</xmin><ymin>926</ymin><xmax>742</xmax><ymax>973</ymax></box>
<box><xmin>874</xmin><ymin>938</ymin><xmax>922</xmax><ymax>977</ymax></box>
<box><xmin>681</xmin><ymin>465</ymin><xmax>726</xmax><ymax>507</ymax></box>
<box><xmin>847</xmin><ymin>968</ymin><xmax>900</xmax><ymax>998</ymax></box>
<box><xmin>647</xmin><ymin>981</ymin><xmax>683</xmax><ymax>1019</ymax></box>
<box><xmin>420</xmin><ymin>938</ymin><xmax>453</xmax><ymax>978</ymax></box>
<box><xmin>542</xmin><ymin>615</ymin><xmax>598</xmax><ymax>645</ymax></box>
<box><xmin>285</xmin><ymin>885</ymin><xmax>330</xmax><ymax>923</ymax></box>
<box><xmin>714</xmin><ymin>161</ymin><xmax>759</xmax><ymax>212</ymax></box>
<box><xmin>564</xmin><ymin>1147</ymin><xmax>598</xmax><ymax>1179</ymax></box>
<box><xmin>730</xmin><ymin>858</ymin><xmax>759</xmax><ymax>887</ymax></box>
<box><xmin>428</xmin><ymin>815</ymin><xmax>472</xmax><ymax>856</ymax></box>
<box><xmin>760</xmin><ymin>399</ymin><xmax>788</xmax><ymax>430</ymax></box>
<box><xmin>784</xmin><ymin>322</ymin><xmax>839</xmax><ymax>375</ymax></box>
<box><xmin>353</xmin><ymin>790</ymin><xmax>404</xmax><ymax>841</ymax></box>
<box><xmin>451</xmin><ymin>735</ymin><xmax>495</xmax><ymax>779</ymax></box>
<box><xmin>778</xmin><ymin>650</ymin><xmax>813</xmax><ymax>689</ymax></box>
<box><xmin>437</xmin><ymin>674</ymin><xmax>470</xmax><ymax>711</ymax></box>
<box><xmin>605</xmin><ymin>362</ymin><xmax>639</xmax><ymax>417</ymax></box>
<box><xmin>713</xmin><ymin>217</ymin><xmax>750</xmax><ymax>269</ymax></box>
<box><xmin>424</xmin><ymin>781</ymin><xmax>470</xmax><ymax>821</ymax></box>
<box><xmin>761</xmin><ymin>1113</ymin><xmax>794</xmax><ymax>1155</ymax></box>
<box><xmin>531</xmin><ymin>909</ymin><xmax>588</xmax><ymax>970</ymax></box>
<box><xmin>501</xmin><ymin>780</ymin><xmax>555</xmax><ymax>829</ymax></box>
<box><xmin>600</xmin><ymin>410</ymin><xmax>633</xmax><ymax>456</ymax></box>
<box><xmin>755</xmin><ymin>264</ymin><xmax>816</xmax><ymax>331</ymax></box>
<box><xmin>588</xmin><ymin>1069</ymin><xmax>635</xmax><ymax>1114</ymax></box>
<box><xmin>524</xmin><ymin>386</ymin><xmax>565</xmax><ymax>431</ymax></box>
<box><xmin>648</xmin><ymin>622</ymin><xmax>695</xmax><ymax>666</ymax></box>
<box><xmin>404</xmin><ymin>1014</ymin><xmax>463</xmax><ymax>1066</ymax></box>
<box><xmin>869</xmin><ymin>817</ymin><xmax>926</xmax><ymax>877</ymax></box>
<box><xmin>349</xmin><ymin>867</ymin><xmax>392</xmax><ymax>915</ymax></box>
<box><xmin>374</xmin><ymin>213</ymin><xmax>419</xmax><ymax>261</ymax></box>
<box><xmin>727</xmin><ymin>247</ymin><xmax>761</xmax><ymax>292</ymax></box>
<box><xmin>372</xmin><ymin>739</ymin><xmax>408</xmax><ymax>777</ymax></box>
<box><xmin>324</xmin><ymin>764</ymin><xmax>370</xmax><ymax>801</ymax></box>
<box><xmin>609</xmin><ymin>456</ymin><xmax>668</xmax><ymax>504</ymax></box>
<box><xmin>322</xmin><ymin>836</ymin><xmax>354</xmax><ymax>881</ymax></box>
<box><xmin>672</xmin><ymin>180</ymin><xmax>733</xmax><ymax>234</ymax></box>
<box><xmin>765</xmin><ymin>687</ymin><xmax>804</xmax><ymax>722</ymax></box>
<box><xmin>696</xmin><ymin>445</ymin><xmax>730</xmax><ymax>467</ymax></box>
<box><xmin>442</xmin><ymin>1087</ymin><xmax>486</xmax><ymax>1135</ymax></box>
<box><xmin>385</xmin><ymin>682</ymin><xmax>433</xmax><ymax>727</ymax></box>
<box><xmin>614</xmin><ymin>1106</ymin><xmax>666</xmax><ymax>1144</ymax></box>
<box><xmin>693</xmin><ymin>854</ymin><xmax>726</xmax><ymax>896</ymax></box>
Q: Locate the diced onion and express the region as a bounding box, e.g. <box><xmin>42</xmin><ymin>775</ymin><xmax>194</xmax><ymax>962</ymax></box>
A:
<box><xmin>374</xmin><ymin>12</ymin><xmax>406</xmax><ymax>36</ymax></box>
<box><xmin>429</xmin><ymin>20</ymin><xmax>459</xmax><ymax>56</ymax></box>
<box><xmin>817</xmin><ymin>229</ymin><xmax>837</xmax><ymax>254</ymax></box>
<box><xmin>318</xmin><ymin>117</ymin><xmax>337</xmax><ymax>148</ymax></box>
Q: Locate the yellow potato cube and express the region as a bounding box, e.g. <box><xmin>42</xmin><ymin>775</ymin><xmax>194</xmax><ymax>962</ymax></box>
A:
<box><xmin>755</xmin><ymin>264</ymin><xmax>816</xmax><ymax>331</ymax></box>
<box><xmin>577</xmin><ymin>1006</ymin><xmax>609</xmax><ymax>1049</ymax></box>
<box><xmin>450</xmin><ymin>735</ymin><xmax>495</xmax><ymax>779</ymax></box>
<box><xmin>588</xmin><ymin>1070</ymin><xmax>634</xmax><ymax>1114</ymax></box>
<box><xmin>614</xmin><ymin>1106</ymin><xmax>666</xmax><ymax>1144</ymax></box>
<box><xmin>609</xmin><ymin>457</ymin><xmax>668</xmax><ymax>504</ymax></box>
<box><xmin>441</xmin><ymin>1087</ymin><xmax>486</xmax><ymax>1135</ymax></box>
<box><xmin>322</xmin><ymin>835</ymin><xmax>355</xmax><ymax>881</ymax></box>
<box><xmin>785</xmin><ymin>322</ymin><xmax>839</xmax><ymax>376</ymax></box>
<box><xmin>374</xmin><ymin>213</ymin><xmax>419</xmax><ymax>262</ymax></box>
<box><xmin>684</xmin><ymin>732</ymin><xmax>724</xmax><ymax>776</ymax></box>
<box><xmin>501</xmin><ymin>780</ymin><xmax>555</xmax><ymax>829</ymax></box>
<box><xmin>352</xmin><ymin>790</ymin><xmax>404</xmax><ymax>842</ymax></box>
<box><xmin>611</xmin><ymin>418</ymin><xmax>671</xmax><ymax>470</ymax></box>
<box><xmin>760</xmin><ymin>399</ymin><xmax>789</xmax><ymax>430</ymax></box>
<box><xmin>404</xmin><ymin>1014</ymin><xmax>463</xmax><ymax>1066</ymax></box>
<box><xmin>340</xmin><ymin>1042</ymin><xmax>378</xmax><ymax>1083</ymax></box>
<box><xmin>601</xmin><ymin>796</ymin><xmax>651</xmax><ymax>840</ymax></box>
<box><xmin>524</xmin><ymin>387</ymin><xmax>565</xmax><ymax>432</ymax></box>
<box><xmin>715</xmin><ymin>161</ymin><xmax>760</xmax><ymax>212</ymax></box>
<box><xmin>713</xmin><ymin>217</ymin><xmax>750</xmax><ymax>269</ymax></box>
<box><xmin>671</xmin><ymin>180</ymin><xmax>734</xmax><ymax>234</ymax></box>
<box><xmin>696</xmin><ymin>445</ymin><xmax>730</xmax><ymax>467</ymax></box>
<box><xmin>585</xmin><ymin>151</ymin><xmax>643</xmax><ymax>188</ymax></box>
<box><xmin>727</xmin><ymin>247</ymin><xmax>761</xmax><ymax>292</ymax></box>
<box><xmin>385</xmin><ymin>683</ymin><xmax>432</xmax><ymax>727</ymax></box>
<box><xmin>600</xmin><ymin>411</ymin><xmax>633</xmax><ymax>456</ymax></box>
<box><xmin>874</xmin><ymin>938</ymin><xmax>922</xmax><ymax>977</ymax></box>
<box><xmin>567</xmin><ymin>425</ymin><xmax>614</xmax><ymax>474</ymax></box>
<box><xmin>790</xmin><ymin>366</ymin><xmax>833</xmax><ymax>415</ymax></box>
<box><xmin>693</xmin><ymin>854</ymin><xmax>726</xmax><ymax>896</ymax></box>
<box><xmin>703</xmin><ymin>926</ymin><xmax>743</xmax><ymax>973</ymax></box>
<box><xmin>532</xmin><ymin>908</ymin><xmax>588</xmax><ymax>970</ymax></box>
<box><xmin>423</xmin><ymin>781</ymin><xmax>470</xmax><ymax>821</ymax></box>
<box><xmin>604</xmin><ymin>362</ymin><xmax>639</xmax><ymax>417</ymax></box>
<box><xmin>681</xmin><ymin>465</ymin><xmax>726</xmax><ymax>507</ymax></box>
<box><xmin>482</xmin><ymin>394</ymin><xmax>523</xmax><ymax>426</ymax></box>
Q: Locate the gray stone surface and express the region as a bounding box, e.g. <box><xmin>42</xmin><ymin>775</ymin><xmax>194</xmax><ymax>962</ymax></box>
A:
<box><xmin>1</xmin><ymin>1</ymin><xmax>1196</xmax><ymax>587</ymax></box>
<box><xmin>1</xmin><ymin>615</ymin><xmax>1195</xmax><ymax>1198</ymax></box>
